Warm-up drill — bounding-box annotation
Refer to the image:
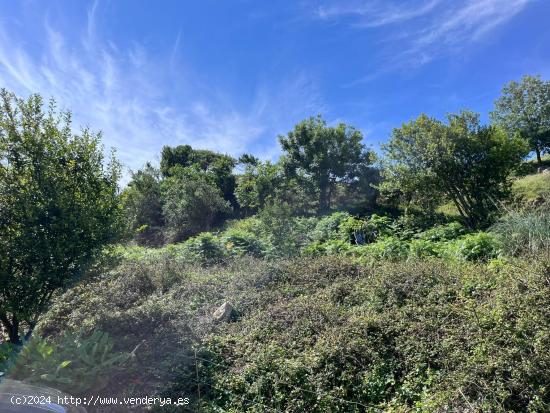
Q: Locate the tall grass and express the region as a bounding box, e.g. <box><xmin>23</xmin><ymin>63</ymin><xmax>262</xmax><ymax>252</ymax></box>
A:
<box><xmin>492</xmin><ymin>203</ymin><xmax>550</xmax><ymax>257</ymax></box>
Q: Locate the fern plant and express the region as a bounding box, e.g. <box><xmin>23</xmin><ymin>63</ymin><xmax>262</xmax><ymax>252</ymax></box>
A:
<box><xmin>7</xmin><ymin>330</ymin><xmax>132</xmax><ymax>394</ymax></box>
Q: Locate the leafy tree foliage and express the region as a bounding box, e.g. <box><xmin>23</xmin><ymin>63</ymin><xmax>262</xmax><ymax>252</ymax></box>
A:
<box><xmin>122</xmin><ymin>146</ymin><xmax>238</xmax><ymax>245</ymax></box>
<box><xmin>235</xmin><ymin>160</ymin><xmax>283</xmax><ymax>214</ymax></box>
<box><xmin>235</xmin><ymin>158</ymin><xmax>313</xmax><ymax>215</ymax></box>
<box><xmin>0</xmin><ymin>90</ymin><xmax>122</xmax><ymax>344</ymax></box>
<box><xmin>161</xmin><ymin>144</ymin><xmax>237</xmax><ymax>205</ymax></box>
<box><xmin>122</xmin><ymin>163</ymin><xmax>164</xmax><ymax>246</ymax></box>
<box><xmin>161</xmin><ymin>166</ymin><xmax>231</xmax><ymax>243</ymax></box>
<box><xmin>279</xmin><ymin>116</ymin><xmax>375</xmax><ymax>212</ymax></box>
<box><xmin>381</xmin><ymin>111</ymin><xmax>528</xmax><ymax>228</ymax></box>
<box><xmin>491</xmin><ymin>75</ymin><xmax>550</xmax><ymax>164</ymax></box>
<box><xmin>237</xmin><ymin>153</ymin><xmax>260</xmax><ymax>167</ymax></box>
<box><xmin>160</xmin><ymin>144</ymin><xmax>195</xmax><ymax>176</ymax></box>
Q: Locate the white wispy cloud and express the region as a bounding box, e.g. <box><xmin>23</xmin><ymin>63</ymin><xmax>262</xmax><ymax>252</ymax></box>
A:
<box><xmin>316</xmin><ymin>0</ymin><xmax>441</xmax><ymax>27</ymax></box>
<box><xmin>0</xmin><ymin>2</ymin><xmax>325</xmax><ymax>181</ymax></box>
<box><xmin>405</xmin><ymin>0</ymin><xmax>530</xmax><ymax>59</ymax></box>
<box><xmin>315</xmin><ymin>0</ymin><xmax>532</xmax><ymax>78</ymax></box>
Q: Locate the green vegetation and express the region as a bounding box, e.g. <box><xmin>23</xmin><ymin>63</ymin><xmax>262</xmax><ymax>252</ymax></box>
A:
<box><xmin>20</xmin><ymin>248</ymin><xmax>550</xmax><ymax>412</ymax></box>
<box><xmin>161</xmin><ymin>166</ymin><xmax>232</xmax><ymax>243</ymax></box>
<box><xmin>493</xmin><ymin>201</ymin><xmax>550</xmax><ymax>258</ymax></box>
<box><xmin>1</xmin><ymin>76</ymin><xmax>550</xmax><ymax>411</ymax></box>
<box><xmin>512</xmin><ymin>172</ymin><xmax>550</xmax><ymax>202</ymax></box>
<box><xmin>279</xmin><ymin>115</ymin><xmax>376</xmax><ymax>213</ymax></box>
<box><xmin>0</xmin><ymin>90</ymin><xmax>122</xmax><ymax>344</ymax></box>
<box><xmin>6</xmin><ymin>331</ymin><xmax>132</xmax><ymax>395</ymax></box>
<box><xmin>492</xmin><ymin>75</ymin><xmax>550</xmax><ymax>165</ymax></box>
<box><xmin>380</xmin><ymin>110</ymin><xmax>528</xmax><ymax>228</ymax></box>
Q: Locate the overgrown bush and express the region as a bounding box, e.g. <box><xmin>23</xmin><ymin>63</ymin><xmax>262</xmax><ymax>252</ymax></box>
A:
<box><xmin>256</xmin><ymin>204</ymin><xmax>316</xmax><ymax>257</ymax></box>
<box><xmin>35</xmin><ymin>250</ymin><xmax>550</xmax><ymax>412</ymax></box>
<box><xmin>310</xmin><ymin>212</ymin><xmax>352</xmax><ymax>242</ymax></box>
<box><xmin>339</xmin><ymin>214</ymin><xmax>392</xmax><ymax>244</ymax></box>
<box><xmin>201</xmin><ymin>258</ymin><xmax>550</xmax><ymax>412</ymax></box>
<box><xmin>353</xmin><ymin>236</ymin><xmax>410</xmax><ymax>261</ymax></box>
<box><xmin>408</xmin><ymin>238</ymin><xmax>443</xmax><ymax>258</ymax></box>
<box><xmin>305</xmin><ymin>221</ymin><xmax>498</xmax><ymax>264</ymax></box>
<box><xmin>0</xmin><ymin>342</ymin><xmax>15</xmax><ymax>371</ymax></box>
<box><xmin>179</xmin><ymin>232</ymin><xmax>227</xmax><ymax>264</ymax></box>
<box><xmin>224</xmin><ymin>216</ymin><xmax>264</xmax><ymax>236</ymax></box>
<box><xmin>416</xmin><ymin>222</ymin><xmax>466</xmax><ymax>242</ymax></box>
<box><xmin>389</xmin><ymin>213</ymin><xmax>432</xmax><ymax>240</ymax></box>
<box><xmin>444</xmin><ymin>232</ymin><xmax>502</xmax><ymax>261</ymax></box>
<box><xmin>303</xmin><ymin>239</ymin><xmax>352</xmax><ymax>256</ymax></box>
<box><xmin>162</xmin><ymin>169</ymin><xmax>231</xmax><ymax>243</ymax></box>
<box><xmin>222</xmin><ymin>228</ymin><xmax>266</xmax><ymax>257</ymax></box>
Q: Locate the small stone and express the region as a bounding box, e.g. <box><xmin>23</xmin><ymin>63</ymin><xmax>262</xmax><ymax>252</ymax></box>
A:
<box><xmin>213</xmin><ymin>302</ymin><xmax>236</xmax><ymax>323</ymax></box>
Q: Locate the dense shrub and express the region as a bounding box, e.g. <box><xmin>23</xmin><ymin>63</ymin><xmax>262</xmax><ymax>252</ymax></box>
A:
<box><xmin>339</xmin><ymin>214</ymin><xmax>393</xmax><ymax>244</ymax></box>
<box><xmin>303</xmin><ymin>239</ymin><xmax>352</xmax><ymax>256</ymax></box>
<box><xmin>256</xmin><ymin>204</ymin><xmax>317</xmax><ymax>258</ymax></box>
<box><xmin>335</xmin><ymin>215</ymin><xmax>366</xmax><ymax>243</ymax></box>
<box><xmin>306</xmin><ymin>224</ymin><xmax>498</xmax><ymax>264</ymax></box>
<box><xmin>444</xmin><ymin>232</ymin><xmax>502</xmax><ymax>262</ymax></box>
<box><xmin>387</xmin><ymin>211</ymin><xmax>450</xmax><ymax>239</ymax></box>
<box><xmin>162</xmin><ymin>169</ymin><xmax>231</xmax><ymax>243</ymax></box>
<box><xmin>310</xmin><ymin>212</ymin><xmax>352</xmax><ymax>242</ymax></box>
<box><xmin>353</xmin><ymin>236</ymin><xmax>410</xmax><ymax>261</ymax></box>
<box><xmin>0</xmin><ymin>342</ymin><xmax>15</xmax><ymax>370</ymax></box>
<box><xmin>408</xmin><ymin>238</ymin><xmax>443</xmax><ymax>258</ymax></box>
<box><xmin>201</xmin><ymin>258</ymin><xmax>550</xmax><ymax>412</ymax></box>
<box><xmin>33</xmin><ymin>251</ymin><xmax>550</xmax><ymax>412</ymax></box>
<box><xmin>122</xmin><ymin>164</ymin><xmax>165</xmax><ymax>246</ymax></box>
<box><xmin>224</xmin><ymin>216</ymin><xmax>264</xmax><ymax>236</ymax></box>
<box><xmin>131</xmin><ymin>214</ymin><xmax>477</xmax><ymax>265</ymax></box>
<box><xmin>364</xmin><ymin>214</ymin><xmax>394</xmax><ymax>238</ymax></box>
<box><xmin>416</xmin><ymin>222</ymin><xmax>466</xmax><ymax>242</ymax></box>
<box><xmin>179</xmin><ymin>232</ymin><xmax>227</xmax><ymax>264</ymax></box>
<box><xmin>222</xmin><ymin>228</ymin><xmax>266</xmax><ymax>257</ymax></box>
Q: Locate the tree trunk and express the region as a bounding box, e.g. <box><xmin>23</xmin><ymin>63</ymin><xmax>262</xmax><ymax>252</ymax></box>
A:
<box><xmin>24</xmin><ymin>320</ymin><xmax>37</xmax><ymax>341</ymax></box>
<box><xmin>535</xmin><ymin>146</ymin><xmax>542</xmax><ymax>165</ymax></box>
<box><xmin>318</xmin><ymin>177</ymin><xmax>330</xmax><ymax>213</ymax></box>
<box><xmin>0</xmin><ymin>313</ymin><xmax>21</xmax><ymax>345</ymax></box>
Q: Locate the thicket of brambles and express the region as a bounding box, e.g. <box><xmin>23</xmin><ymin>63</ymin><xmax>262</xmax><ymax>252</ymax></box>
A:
<box><xmin>1</xmin><ymin>75</ymin><xmax>550</xmax><ymax>412</ymax></box>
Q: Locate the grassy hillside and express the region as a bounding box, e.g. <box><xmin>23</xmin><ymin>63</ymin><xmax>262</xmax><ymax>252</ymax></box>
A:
<box><xmin>512</xmin><ymin>173</ymin><xmax>550</xmax><ymax>202</ymax></box>
<box><xmin>25</xmin><ymin>252</ymin><xmax>550</xmax><ymax>412</ymax></box>
<box><xmin>1</xmin><ymin>190</ymin><xmax>546</xmax><ymax>412</ymax></box>
<box><xmin>2</xmin><ymin>162</ymin><xmax>549</xmax><ymax>412</ymax></box>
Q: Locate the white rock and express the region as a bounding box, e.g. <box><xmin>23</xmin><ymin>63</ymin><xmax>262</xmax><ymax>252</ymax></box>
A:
<box><xmin>213</xmin><ymin>302</ymin><xmax>235</xmax><ymax>323</ymax></box>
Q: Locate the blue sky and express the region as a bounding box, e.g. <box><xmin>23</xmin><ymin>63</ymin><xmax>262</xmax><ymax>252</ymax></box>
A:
<box><xmin>1</xmin><ymin>0</ymin><xmax>549</xmax><ymax>175</ymax></box>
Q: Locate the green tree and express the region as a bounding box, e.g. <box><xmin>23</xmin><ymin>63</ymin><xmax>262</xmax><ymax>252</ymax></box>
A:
<box><xmin>0</xmin><ymin>90</ymin><xmax>122</xmax><ymax>344</ymax></box>
<box><xmin>236</xmin><ymin>157</ymin><xmax>315</xmax><ymax>215</ymax></box>
<box><xmin>491</xmin><ymin>75</ymin><xmax>550</xmax><ymax>164</ymax></box>
<box><xmin>235</xmin><ymin>160</ymin><xmax>284</xmax><ymax>214</ymax></box>
<box><xmin>160</xmin><ymin>145</ymin><xmax>237</xmax><ymax>206</ymax></box>
<box><xmin>160</xmin><ymin>144</ymin><xmax>194</xmax><ymax>177</ymax></box>
<box><xmin>122</xmin><ymin>163</ymin><xmax>164</xmax><ymax>246</ymax></box>
<box><xmin>381</xmin><ymin>111</ymin><xmax>528</xmax><ymax>228</ymax></box>
<box><xmin>161</xmin><ymin>166</ymin><xmax>231</xmax><ymax>243</ymax></box>
<box><xmin>279</xmin><ymin>116</ymin><xmax>375</xmax><ymax>213</ymax></box>
<box><xmin>237</xmin><ymin>153</ymin><xmax>260</xmax><ymax>167</ymax></box>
